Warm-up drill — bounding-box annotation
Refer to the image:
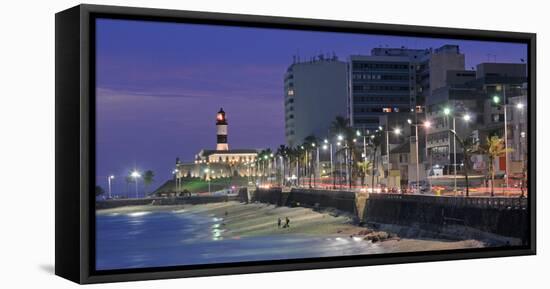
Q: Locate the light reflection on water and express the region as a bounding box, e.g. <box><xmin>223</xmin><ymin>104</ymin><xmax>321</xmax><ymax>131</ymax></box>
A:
<box><xmin>96</xmin><ymin>210</ymin><xmax>378</xmax><ymax>270</ymax></box>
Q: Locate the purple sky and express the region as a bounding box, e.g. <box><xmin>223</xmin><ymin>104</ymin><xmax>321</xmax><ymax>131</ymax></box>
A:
<box><xmin>95</xmin><ymin>18</ymin><xmax>527</xmax><ymax>194</ymax></box>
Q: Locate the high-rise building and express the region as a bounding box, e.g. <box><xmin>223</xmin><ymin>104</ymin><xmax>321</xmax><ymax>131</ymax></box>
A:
<box><xmin>284</xmin><ymin>55</ymin><xmax>348</xmax><ymax>147</ymax></box>
<box><xmin>348</xmin><ymin>45</ymin><xmax>465</xmax><ymax>131</ymax></box>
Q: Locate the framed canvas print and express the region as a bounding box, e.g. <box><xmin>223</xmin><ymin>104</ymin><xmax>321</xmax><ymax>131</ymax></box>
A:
<box><xmin>55</xmin><ymin>4</ymin><xmax>536</xmax><ymax>284</ymax></box>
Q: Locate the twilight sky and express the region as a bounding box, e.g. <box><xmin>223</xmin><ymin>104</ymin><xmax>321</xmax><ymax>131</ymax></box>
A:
<box><xmin>95</xmin><ymin>18</ymin><xmax>527</xmax><ymax>195</ymax></box>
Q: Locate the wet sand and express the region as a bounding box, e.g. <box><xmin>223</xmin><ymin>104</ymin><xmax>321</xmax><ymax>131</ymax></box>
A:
<box><xmin>97</xmin><ymin>201</ymin><xmax>484</xmax><ymax>253</ymax></box>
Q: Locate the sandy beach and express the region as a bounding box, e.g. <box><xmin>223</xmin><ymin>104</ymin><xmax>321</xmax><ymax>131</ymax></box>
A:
<box><xmin>97</xmin><ymin>201</ymin><xmax>484</xmax><ymax>254</ymax></box>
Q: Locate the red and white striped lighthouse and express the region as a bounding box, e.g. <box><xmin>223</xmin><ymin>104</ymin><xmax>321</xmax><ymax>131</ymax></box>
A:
<box><xmin>216</xmin><ymin>108</ymin><xmax>229</xmax><ymax>151</ymax></box>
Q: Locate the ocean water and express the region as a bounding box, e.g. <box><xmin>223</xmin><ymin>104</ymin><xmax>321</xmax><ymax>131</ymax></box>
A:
<box><xmin>96</xmin><ymin>209</ymin><xmax>380</xmax><ymax>270</ymax></box>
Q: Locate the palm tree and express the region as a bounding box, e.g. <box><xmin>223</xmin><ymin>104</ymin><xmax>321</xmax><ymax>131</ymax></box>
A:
<box><xmin>256</xmin><ymin>149</ymin><xmax>273</xmax><ymax>184</ymax></box>
<box><xmin>479</xmin><ymin>136</ymin><xmax>513</xmax><ymax>197</ymax></box>
<box><xmin>303</xmin><ymin>135</ymin><xmax>318</xmax><ymax>188</ymax></box>
<box><xmin>357</xmin><ymin>159</ymin><xmax>373</xmax><ymax>186</ymax></box>
<box><xmin>143</xmin><ymin>170</ymin><xmax>155</xmax><ymax>194</ymax></box>
<box><xmin>330</xmin><ymin>116</ymin><xmax>356</xmax><ymax>188</ymax></box>
<box><xmin>276</xmin><ymin>145</ymin><xmax>290</xmax><ymax>186</ymax></box>
<box><xmin>95</xmin><ymin>185</ymin><xmax>105</xmax><ymax>197</ymax></box>
<box><xmin>290</xmin><ymin>146</ymin><xmax>301</xmax><ymax>186</ymax></box>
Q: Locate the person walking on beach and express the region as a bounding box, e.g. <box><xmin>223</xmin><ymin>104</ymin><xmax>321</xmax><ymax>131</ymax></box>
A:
<box><xmin>284</xmin><ymin>216</ymin><xmax>290</xmax><ymax>228</ymax></box>
<box><xmin>277</xmin><ymin>217</ymin><xmax>282</xmax><ymax>228</ymax></box>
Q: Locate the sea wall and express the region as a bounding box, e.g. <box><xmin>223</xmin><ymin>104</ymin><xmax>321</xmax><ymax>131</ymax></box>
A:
<box><xmin>287</xmin><ymin>189</ymin><xmax>357</xmax><ymax>215</ymax></box>
<box><xmin>252</xmin><ymin>188</ymin><xmax>356</xmax><ymax>215</ymax></box>
<box><xmin>252</xmin><ymin>188</ymin><xmax>529</xmax><ymax>242</ymax></box>
<box><xmin>363</xmin><ymin>194</ymin><xmax>529</xmax><ymax>242</ymax></box>
<box><xmin>96</xmin><ymin>195</ymin><xmax>239</xmax><ymax>210</ymax></box>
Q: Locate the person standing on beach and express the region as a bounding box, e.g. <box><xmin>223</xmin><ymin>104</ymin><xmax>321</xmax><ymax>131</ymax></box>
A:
<box><xmin>277</xmin><ymin>217</ymin><xmax>282</xmax><ymax>228</ymax></box>
<box><xmin>285</xmin><ymin>216</ymin><xmax>290</xmax><ymax>228</ymax></box>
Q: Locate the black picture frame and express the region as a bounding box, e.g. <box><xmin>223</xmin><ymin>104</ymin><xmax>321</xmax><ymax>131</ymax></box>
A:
<box><xmin>55</xmin><ymin>4</ymin><xmax>536</xmax><ymax>284</ymax></box>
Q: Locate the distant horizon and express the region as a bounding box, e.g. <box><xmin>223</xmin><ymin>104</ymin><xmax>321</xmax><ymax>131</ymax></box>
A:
<box><xmin>95</xmin><ymin>18</ymin><xmax>527</xmax><ymax>194</ymax></box>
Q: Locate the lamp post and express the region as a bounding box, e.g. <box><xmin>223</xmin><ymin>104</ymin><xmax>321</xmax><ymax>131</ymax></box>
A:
<box><xmin>394</xmin><ymin>127</ymin><xmax>401</xmax><ymax>189</ymax></box>
<box><xmin>131</xmin><ymin>170</ymin><xmax>141</xmax><ymax>198</ymax></box>
<box><xmin>407</xmin><ymin>119</ymin><xmax>431</xmax><ymax>194</ymax></box>
<box><xmin>313</xmin><ymin>143</ymin><xmax>319</xmax><ymax>188</ymax></box>
<box><xmin>337</xmin><ymin>134</ymin><xmax>348</xmax><ymax>189</ymax></box>
<box><xmin>376</xmin><ymin>125</ymin><xmax>391</xmax><ymax>186</ymax></box>
<box><xmin>204</xmin><ymin>168</ymin><xmax>211</xmax><ymax>193</ymax></box>
<box><xmin>448</xmin><ymin>127</ymin><xmax>471</xmax><ymax>197</ymax></box>
<box><xmin>443</xmin><ymin>107</ymin><xmax>473</xmax><ymax>195</ymax></box>
<box><xmin>107</xmin><ymin>175</ymin><xmax>114</xmax><ymax>199</ymax></box>
<box><xmin>336</xmin><ymin>139</ymin><xmax>343</xmax><ymax>188</ymax></box>
<box><xmin>493</xmin><ymin>95</ymin><xmax>510</xmax><ymax>191</ymax></box>
<box><xmin>323</xmin><ymin>139</ymin><xmax>335</xmax><ymax>189</ymax></box>
<box><xmin>443</xmin><ymin>107</ymin><xmax>459</xmax><ymax>194</ymax></box>
<box><xmin>172</xmin><ymin>169</ymin><xmax>179</xmax><ymax>196</ymax></box>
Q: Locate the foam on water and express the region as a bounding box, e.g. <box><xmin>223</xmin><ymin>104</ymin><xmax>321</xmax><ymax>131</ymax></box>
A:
<box><xmin>96</xmin><ymin>210</ymin><xmax>378</xmax><ymax>270</ymax></box>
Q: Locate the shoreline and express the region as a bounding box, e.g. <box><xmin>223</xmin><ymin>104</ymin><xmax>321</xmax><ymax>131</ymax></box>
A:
<box><xmin>97</xmin><ymin>201</ymin><xmax>485</xmax><ymax>253</ymax></box>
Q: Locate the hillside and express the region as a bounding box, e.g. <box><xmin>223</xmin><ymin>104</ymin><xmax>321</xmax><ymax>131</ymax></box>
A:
<box><xmin>151</xmin><ymin>176</ymin><xmax>250</xmax><ymax>195</ymax></box>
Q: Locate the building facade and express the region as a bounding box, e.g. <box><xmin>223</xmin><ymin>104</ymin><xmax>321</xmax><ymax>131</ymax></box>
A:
<box><xmin>284</xmin><ymin>55</ymin><xmax>348</xmax><ymax>147</ymax></box>
<box><xmin>425</xmin><ymin>62</ymin><xmax>527</xmax><ymax>176</ymax></box>
<box><xmin>348</xmin><ymin>45</ymin><xmax>465</xmax><ymax>132</ymax></box>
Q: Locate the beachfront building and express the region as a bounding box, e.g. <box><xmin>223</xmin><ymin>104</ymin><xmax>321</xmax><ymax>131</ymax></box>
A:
<box><xmin>425</xmin><ymin>62</ymin><xmax>527</xmax><ymax>181</ymax></box>
<box><xmin>284</xmin><ymin>54</ymin><xmax>348</xmax><ymax>147</ymax></box>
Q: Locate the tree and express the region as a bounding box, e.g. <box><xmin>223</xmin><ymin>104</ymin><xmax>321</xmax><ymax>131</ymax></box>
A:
<box><xmin>367</xmin><ymin>130</ymin><xmax>383</xmax><ymax>191</ymax></box>
<box><xmin>276</xmin><ymin>145</ymin><xmax>290</xmax><ymax>186</ymax></box>
<box><xmin>330</xmin><ymin>116</ymin><xmax>356</xmax><ymax>188</ymax></box>
<box><xmin>357</xmin><ymin>159</ymin><xmax>373</xmax><ymax>186</ymax></box>
<box><xmin>452</xmin><ymin>133</ymin><xmax>478</xmax><ymax>197</ymax></box>
<box><xmin>143</xmin><ymin>170</ymin><xmax>155</xmax><ymax>193</ymax></box>
<box><xmin>95</xmin><ymin>185</ymin><xmax>105</xmax><ymax>197</ymax></box>
<box><xmin>303</xmin><ymin>135</ymin><xmax>318</xmax><ymax>188</ymax></box>
<box><xmin>288</xmin><ymin>146</ymin><xmax>301</xmax><ymax>186</ymax></box>
<box><xmin>479</xmin><ymin>136</ymin><xmax>513</xmax><ymax>197</ymax></box>
<box><xmin>256</xmin><ymin>149</ymin><xmax>272</xmax><ymax>184</ymax></box>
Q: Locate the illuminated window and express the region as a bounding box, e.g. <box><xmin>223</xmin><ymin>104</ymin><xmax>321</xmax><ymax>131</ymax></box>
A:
<box><xmin>287</xmin><ymin>89</ymin><xmax>294</xmax><ymax>96</ymax></box>
<box><xmin>382</xmin><ymin>107</ymin><xmax>392</xmax><ymax>113</ymax></box>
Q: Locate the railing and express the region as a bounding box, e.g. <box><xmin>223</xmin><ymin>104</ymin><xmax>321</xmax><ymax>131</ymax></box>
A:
<box><xmin>368</xmin><ymin>193</ymin><xmax>528</xmax><ymax>210</ymax></box>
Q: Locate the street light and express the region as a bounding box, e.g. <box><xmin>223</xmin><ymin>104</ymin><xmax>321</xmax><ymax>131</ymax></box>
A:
<box><xmin>323</xmin><ymin>139</ymin><xmax>335</xmax><ymax>189</ymax></box>
<box><xmin>493</xmin><ymin>95</ymin><xmax>516</xmax><ymax>191</ymax></box>
<box><xmin>172</xmin><ymin>169</ymin><xmax>180</xmax><ymax>195</ymax></box>
<box><xmin>442</xmin><ymin>107</ymin><xmax>473</xmax><ymax>194</ymax></box>
<box><xmin>107</xmin><ymin>175</ymin><xmax>114</xmax><ymax>199</ymax></box>
<box><xmin>131</xmin><ymin>170</ymin><xmax>141</xmax><ymax>198</ymax></box>
<box><xmin>394</xmin><ymin>128</ymin><xmax>401</xmax><ymax>135</ymax></box>
<box><xmin>406</xmin><ymin>119</ymin><xmax>431</xmax><ymax>194</ymax></box>
<box><xmin>204</xmin><ymin>168</ymin><xmax>211</xmax><ymax>193</ymax></box>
